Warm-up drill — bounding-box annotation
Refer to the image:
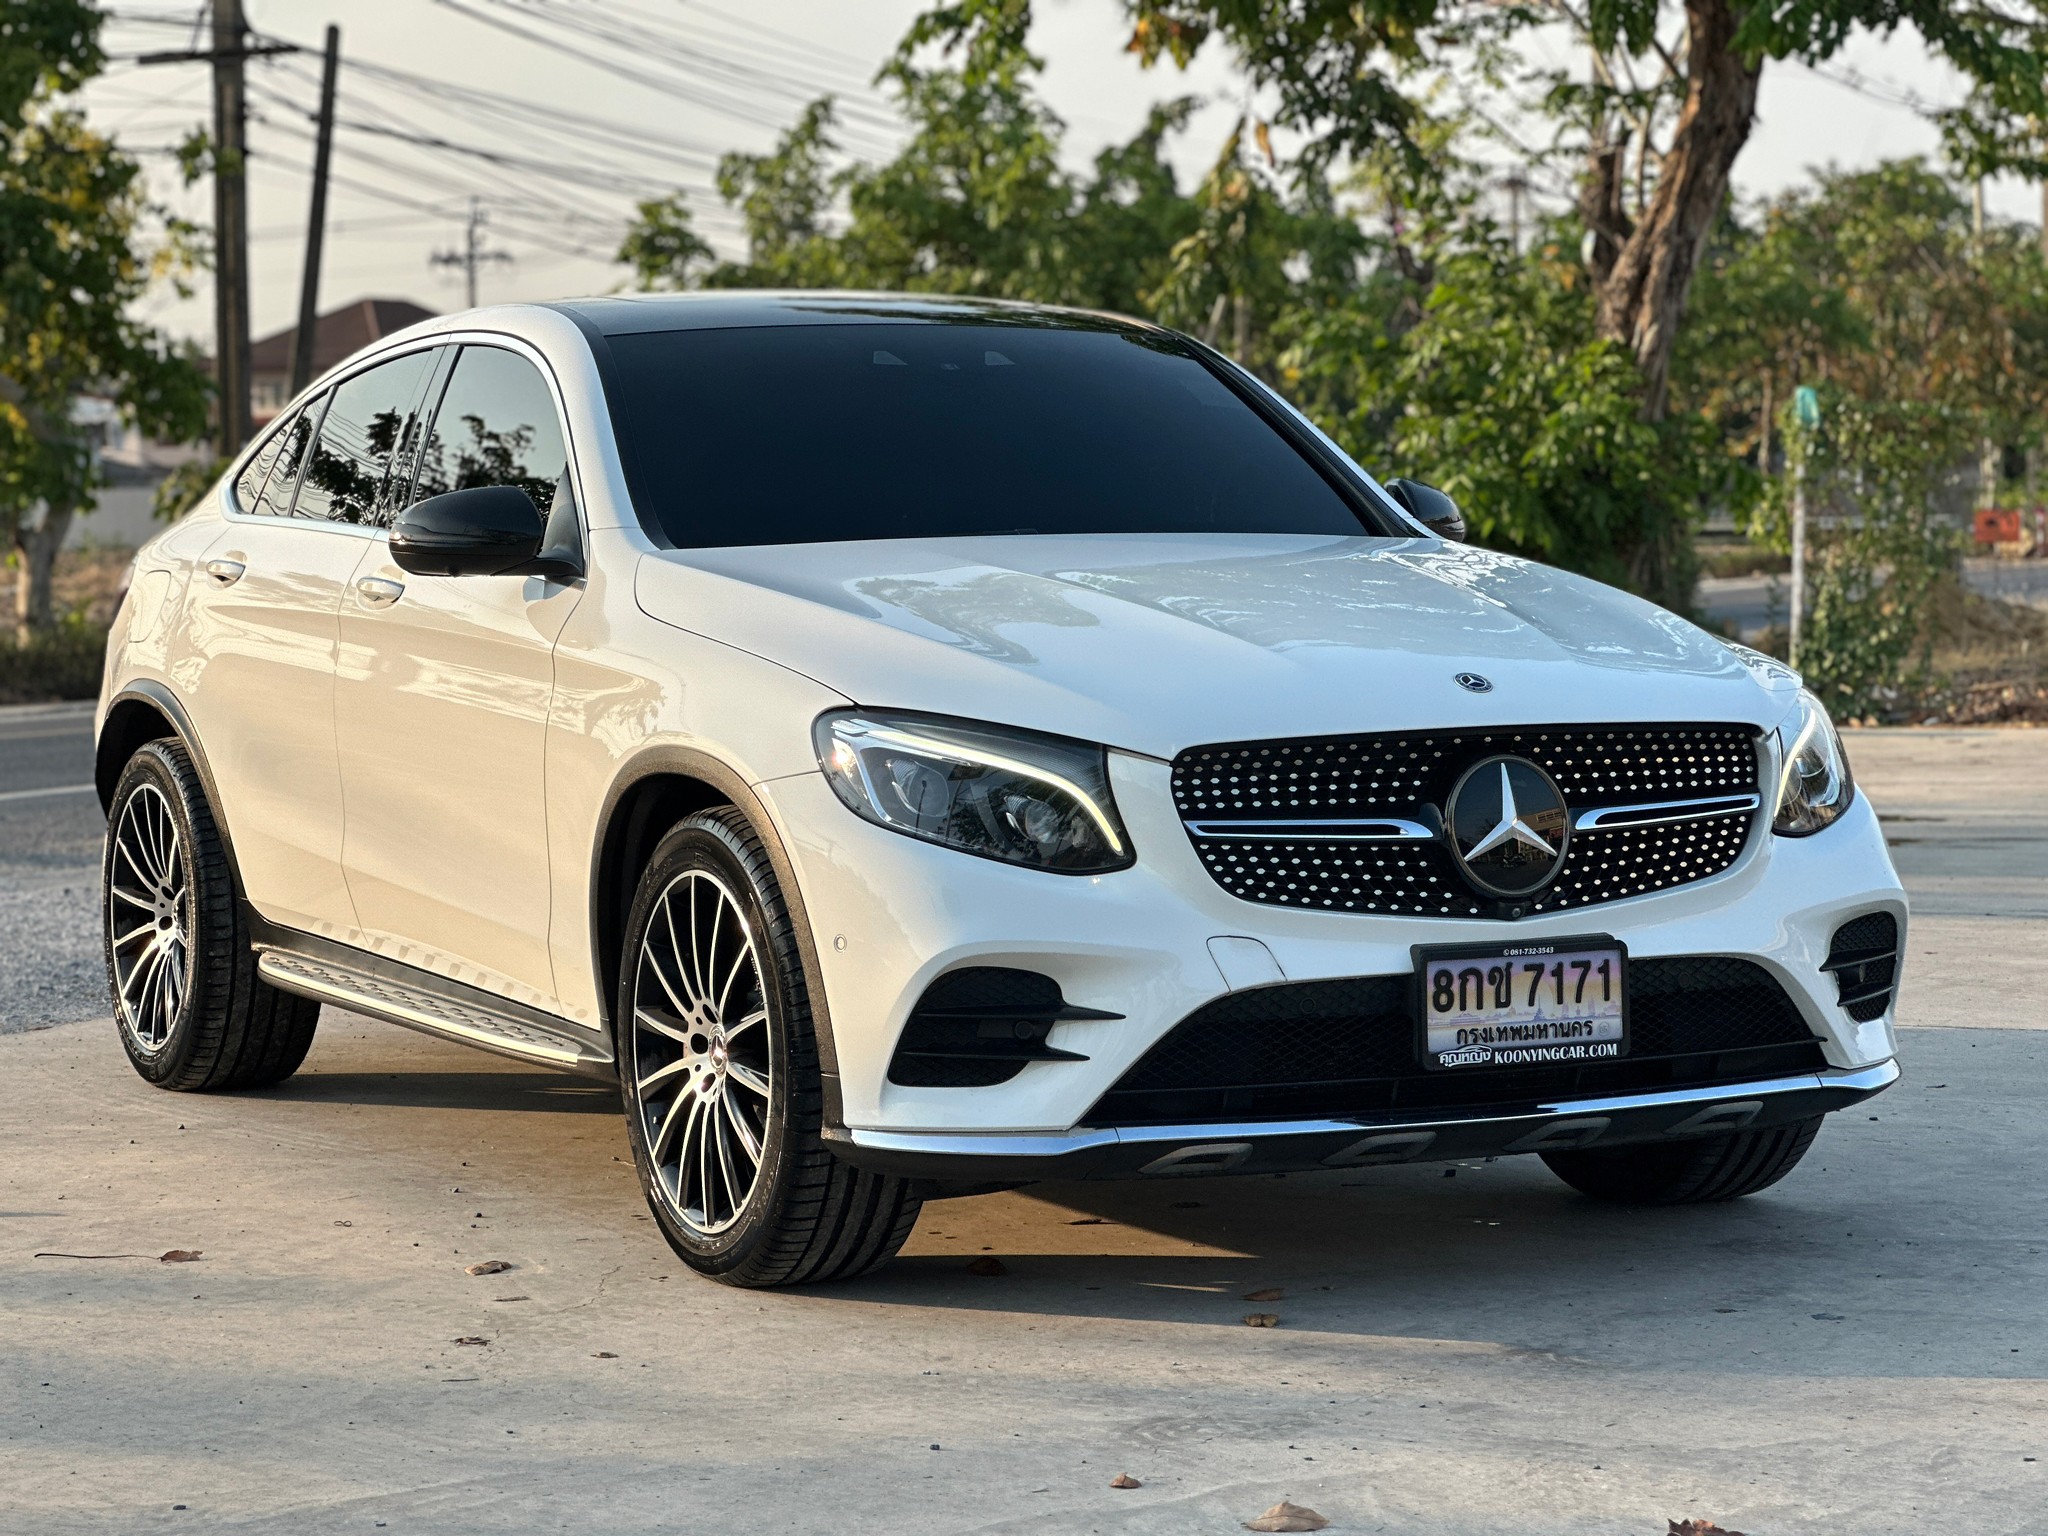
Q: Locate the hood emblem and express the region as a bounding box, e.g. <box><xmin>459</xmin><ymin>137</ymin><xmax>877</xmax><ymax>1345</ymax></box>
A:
<box><xmin>1445</xmin><ymin>756</ymin><xmax>1569</xmax><ymax>899</ymax></box>
<box><xmin>1455</xmin><ymin>673</ymin><xmax>1492</xmax><ymax>693</ymax></box>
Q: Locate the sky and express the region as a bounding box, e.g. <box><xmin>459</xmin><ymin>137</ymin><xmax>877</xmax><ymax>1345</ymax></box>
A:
<box><xmin>82</xmin><ymin>0</ymin><xmax>2042</xmax><ymax>349</ymax></box>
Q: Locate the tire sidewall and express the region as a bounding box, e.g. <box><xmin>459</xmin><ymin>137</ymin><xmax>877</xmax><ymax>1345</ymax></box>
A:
<box><xmin>104</xmin><ymin>744</ymin><xmax>206</xmax><ymax>1084</ymax></box>
<box><xmin>617</xmin><ymin>814</ymin><xmax>803</xmax><ymax>1277</ymax></box>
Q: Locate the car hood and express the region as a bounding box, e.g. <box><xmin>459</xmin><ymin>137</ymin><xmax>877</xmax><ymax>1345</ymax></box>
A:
<box><xmin>635</xmin><ymin>533</ymin><xmax>1794</xmax><ymax>759</ymax></box>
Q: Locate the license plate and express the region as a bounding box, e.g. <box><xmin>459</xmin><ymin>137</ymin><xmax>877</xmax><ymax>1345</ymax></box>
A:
<box><xmin>1416</xmin><ymin>938</ymin><xmax>1628</xmax><ymax>1071</ymax></box>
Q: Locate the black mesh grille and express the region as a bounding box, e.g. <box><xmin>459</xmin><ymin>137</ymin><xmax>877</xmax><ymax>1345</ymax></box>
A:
<box><xmin>1824</xmin><ymin>911</ymin><xmax>1900</xmax><ymax>1024</ymax></box>
<box><xmin>1174</xmin><ymin>723</ymin><xmax>1761</xmax><ymax>917</ymax></box>
<box><xmin>1090</xmin><ymin>956</ymin><xmax>1824</xmax><ymax>1126</ymax></box>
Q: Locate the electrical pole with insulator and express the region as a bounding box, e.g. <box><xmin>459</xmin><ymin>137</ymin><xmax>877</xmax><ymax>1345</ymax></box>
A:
<box><xmin>136</xmin><ymin>9</ymin><xmax>297</xmax><ymax>456</ymax></box>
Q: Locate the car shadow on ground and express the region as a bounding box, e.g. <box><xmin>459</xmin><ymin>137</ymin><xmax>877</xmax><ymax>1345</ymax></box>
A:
<box><xmin>248</xmin><ymin>1067</ymin><xmax>620</xmax><ymax>1115</ymax></box>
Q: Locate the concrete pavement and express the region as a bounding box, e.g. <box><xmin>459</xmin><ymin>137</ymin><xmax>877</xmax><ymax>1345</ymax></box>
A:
<box><xmin>3</xmin><ymin>722</ymin><xmax>2044</xmax><ymax>1535</ymax></box>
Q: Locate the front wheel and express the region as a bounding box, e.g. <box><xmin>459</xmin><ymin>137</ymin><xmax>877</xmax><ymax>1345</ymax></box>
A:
<box><xmin>1542</xmin><ymin>1115</ymin><xmax>1824</xmax><ymax>1205</ymax></box>
<box><xmin>617</xmin><ymin>808</ymin><xmax>922</xmax><ymax>1287</ymax></box>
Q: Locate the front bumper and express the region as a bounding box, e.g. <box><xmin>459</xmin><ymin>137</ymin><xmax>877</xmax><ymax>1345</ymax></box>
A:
<box><xmin>757</xmin><ymin>751</ymin><xmax>1907</xmax><ymax>1137</ymax></box>
<box><xmin>827</xmin><ymin>1060</ymin><xmax>1899</xmax><ymax>1183</ymax></box>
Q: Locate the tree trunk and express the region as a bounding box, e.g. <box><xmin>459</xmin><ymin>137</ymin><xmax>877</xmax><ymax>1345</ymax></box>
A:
<box><xmin>13</xmin><ymin>502</ymin><xmax>75</xmax><ymax>643</ymax></box>
<box><xmin>1591</xmin><ymin>0</ymin><xmax>1761</xmax><ymax>420</ymax></box>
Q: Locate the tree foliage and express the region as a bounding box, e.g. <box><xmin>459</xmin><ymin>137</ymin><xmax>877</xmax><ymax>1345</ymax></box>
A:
<box><xmin>1683</xmin><ymin>161</ymin><xmax>2048</xmax><ymax>714</ymax></box>
<box><xmin>617</xmin><ymin>2</ymin><xmax>2048</xmax><ymax>674</ymax></box>
<box><xmin>2</xmin><ymin>1</ymin><xmax>209</xmax><ymax>634</ymax></box>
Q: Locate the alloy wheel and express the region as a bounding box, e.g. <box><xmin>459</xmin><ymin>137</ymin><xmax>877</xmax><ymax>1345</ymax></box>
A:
<box><xmin>108</xmin><ymin>782</ymin><xmax>190</xmax><ymax>1052</ymax></box>
<box><xmin>630</xmin><ymin>869</ymin><xmax>773</xmax><ymax>1236</ymax></box>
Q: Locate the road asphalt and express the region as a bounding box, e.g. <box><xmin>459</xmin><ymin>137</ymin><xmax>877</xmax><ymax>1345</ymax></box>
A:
<box><xmin>2</xmin><ymin>712</ymin><xmax>2043</xmax><ymax>1535</ymax></box>
<box><xmin>1696</xmin><ymin>555</ymin><xmax>2048</xmax><ymax>639</ymax></box>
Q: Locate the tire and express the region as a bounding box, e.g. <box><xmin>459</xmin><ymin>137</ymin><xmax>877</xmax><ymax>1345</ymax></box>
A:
<box><xmin>1542</xmin><ymin>1115</ymin><xmax>1824</xmax><ymax>1205</ymax></box>
<box><xmin>617</xmin><ymin>808</ymin><xmax>922</xmax><ymax>1288</ymax></box>
<box><xmin>102</xmin><ymin>739</ymin><xmax>321</xmax><ymax>1091</ymax></box>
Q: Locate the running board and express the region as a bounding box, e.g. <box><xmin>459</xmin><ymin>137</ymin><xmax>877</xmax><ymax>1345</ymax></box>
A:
<box><xmin>255</xmin><ymin>938</ymin><xmax>614</xmax><ymax>1076</ymax></box>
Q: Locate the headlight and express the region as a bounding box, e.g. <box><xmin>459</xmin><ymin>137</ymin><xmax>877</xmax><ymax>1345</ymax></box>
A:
<box><xmin>814</xmin><ymin>710</ymin><xmax>1133</xmax><ymax>874</ymax></box>
<box><xmin>1771</xmin><ymin>689</ymin><xmax>1854</xmax><ymax>836</ymax></box>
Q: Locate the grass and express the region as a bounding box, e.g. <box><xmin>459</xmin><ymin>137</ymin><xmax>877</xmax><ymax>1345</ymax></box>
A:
<box><xmin>0</xmin><ymin>613</ymin><xmax>109</xmax><ymax>704</ymax></box>
<box><xmin>1695</xmin><ymin>539</ymin><xmax>1791</xmax><ymax>580</ymax></box>
<box><xmin>0</xmin><ymin>547</ymin><xmax>129</xmax><ymax>705</ymax></box>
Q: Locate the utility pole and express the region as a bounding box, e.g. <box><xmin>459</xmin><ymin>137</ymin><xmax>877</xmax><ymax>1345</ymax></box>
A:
<box><xmin>430</xmin><ymin>198</ymin><xmax>513</xmax><ymax>310</ymax></box>
<box><xmin>290</xmin><ymin>25</ymin><xmax>342</xmax><ymax>399</ymax></box>
<box><xmin>213</xmin><ymin>0</ymin><xmax>252</xmax><ymax>456</ymax></box>
<box><xmin>135</xmin><ymin>17</ymin><xmax>296</xmax><ymax>457</ymax></box>
<box><xmin>1789</xmin><ymin>385</ymin><xmax>1821</xmax><ymax>671</ymax></box>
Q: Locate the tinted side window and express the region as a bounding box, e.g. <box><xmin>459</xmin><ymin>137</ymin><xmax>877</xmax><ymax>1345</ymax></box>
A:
<box><xmin>233</xmin><ymin>412</ymin><xmax>289</xmax><ymax>513</ymax></box>
<box><xmin>410</xmin><ymin>346</ymin><xmax>568</xmax><ymax>515</ymax></box>
<box><xmin>261</xmin><ymin>402</ymin><xmax>321</xmax><ymax>516</ymax></box>
<box><xmin>293</xmin><ymin>351</ymin><xmax>436</xmax><ymax>525</ymax></box>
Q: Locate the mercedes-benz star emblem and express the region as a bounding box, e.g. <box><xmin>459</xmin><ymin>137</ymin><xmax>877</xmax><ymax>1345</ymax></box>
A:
<box><xmin>1445</xmin><ymin>755</ymin><xmax>1569</xmax><ymax>898</ymax></box>
<box><xmin>1455</xmin><ymin>673</ymin><xmax>1493</xmax><ymax>693</ymax></box>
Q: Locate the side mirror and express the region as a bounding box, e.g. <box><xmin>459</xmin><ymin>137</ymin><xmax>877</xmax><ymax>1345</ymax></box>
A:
<box><xmin>390</xmin><ymin>485</ymin><xmax>546</xmax><ymax>577</ymax></box>
<box><xmin>1384</xmin><ymin>477</ymin><xmax>1467</xmax><ymax>543</ymax></box>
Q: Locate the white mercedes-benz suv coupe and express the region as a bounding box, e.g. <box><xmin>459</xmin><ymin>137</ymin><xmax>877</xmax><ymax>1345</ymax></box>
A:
<box><xmin>95</xmin><ymin>293</ymin><xmax>1904</xmax><ymax>1287</ymax></box>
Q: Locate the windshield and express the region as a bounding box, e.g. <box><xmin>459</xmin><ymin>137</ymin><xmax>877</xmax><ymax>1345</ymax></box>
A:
<box><xmin>602</xmin><ymin>322</ymin><xmax>1395</xmax><ymax>548</ymax></box>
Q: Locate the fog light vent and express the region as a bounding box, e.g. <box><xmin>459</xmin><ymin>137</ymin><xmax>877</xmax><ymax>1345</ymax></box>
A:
<box><xmin>1821</xmin><ymin>912</ymin><xmax>1901</xmax><ymax>1023</ymax></box>
<box><xmin>888</xmin><ymin>967</ymin><xmax>1120</xmax><ymax>1088</ymax></box>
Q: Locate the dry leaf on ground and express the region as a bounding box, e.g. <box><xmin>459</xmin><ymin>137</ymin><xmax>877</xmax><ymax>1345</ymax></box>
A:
<box><xmin>159</xmin><ymin>1250</ymin><xmax>202</xmax><ymax>1264</ymax></box>
<box><xmin>1246</xmin><ymin>1499</ymin><xmax>1328</xmax><ymax>1532</ymax></box>
<box><xmin>1243</xmin><ymin>1312</ymin><xmax>1281</xmax><ymax>1328</ymax></box>
<box><xmin>464</xmin><ymin>1259</ymin><xmax>513</xmax><ymax>1276</ymax></box>
<box><xmin>1244</xmin><ymin>1287</ymin><xmax>1285</xmax><ymax>1302</ymax></box>
<box><xmin>453</xmin><ymin>1336</ymin><xmax>489</xmax><ymax>1346</ymax></box>
<box><xmin>591</xmin><ymin>1352</ymin><xmax>618</xmax><ymax>1359</ymax></box>
<box><xmin>1669</xmin><ymin>1524</ymin><xmax>1747</xmax><ymax>1536</ymax></box>
<box><xmin>966</xmin><ymin>1256</ymin><xmax>1008</xmax><ymax>1276</ymax></box>
<box><xmin>1109</xmin><ymin>1474</ymin><xmax>1141</xmax><ymax>1489</ymax></box>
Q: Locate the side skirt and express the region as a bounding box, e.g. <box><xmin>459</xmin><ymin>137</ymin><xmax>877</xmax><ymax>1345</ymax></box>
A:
<box><xmin>249</xmin><ymin>921</ymin><xmax>615</xmax><ymax>1078</ymax></box>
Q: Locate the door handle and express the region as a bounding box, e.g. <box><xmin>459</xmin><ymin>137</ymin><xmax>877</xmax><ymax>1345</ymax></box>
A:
<box><xmin>203</xmin><ymin>558</ymin><xmax>246</xmax><ymax>586</ymax></box>
<box><xmin>355</xmin><ymin>576</ymin><xmax>405</xmax><ymax>608</ymax></box>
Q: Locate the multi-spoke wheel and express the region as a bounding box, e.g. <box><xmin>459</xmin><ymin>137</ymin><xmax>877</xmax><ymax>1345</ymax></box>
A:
<box><xmin>631</xmin><ymin>869</ymin><xmax>773</xmax><ymax>1236</ymax></box>
<box><xmin>108</xmin><ymin>781</ymin><xmax>189</xmax><ymax>1053</ymax></box>
<box><xmin>102</xmin><ymin>738</ymin><xmax>320</xmax><ymax>1090</ymax></box>
<box><xmin>617</xmin><ymin>807</ymin><xmax>923</xmax><ymax>1286</ymax></box>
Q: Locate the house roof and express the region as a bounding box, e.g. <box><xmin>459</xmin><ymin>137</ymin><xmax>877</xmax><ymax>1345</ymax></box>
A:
<box><xmin>250</xmin><ymin>297</ymin><xmax>439</xmax><ymax>378</ymax></box>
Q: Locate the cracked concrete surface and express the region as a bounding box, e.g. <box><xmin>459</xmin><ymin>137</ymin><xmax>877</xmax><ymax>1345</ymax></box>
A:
<box><xmin>3</xmin><ymin>723</ymin><xmax>2044</xmax><ymax>1535</ymax></box>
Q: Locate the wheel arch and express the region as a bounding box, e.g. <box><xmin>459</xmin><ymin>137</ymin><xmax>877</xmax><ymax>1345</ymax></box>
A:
<box><xmin>590</xmin><ymin>747</ymin><xmax>844</xmax><ymax>1130</ymax></box>
<box><xmin>97</xmin><ymin>686</ymin><xmax>236</xmax><ymax>899</ymax></box>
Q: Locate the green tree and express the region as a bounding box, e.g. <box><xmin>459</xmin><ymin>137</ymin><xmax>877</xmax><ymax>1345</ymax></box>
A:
<box><xmin>1112</xmin><ymin>0</ymin><xmax>2048</xmax><ymax>421</ymax></box>
<box><xmin>617</xmin><ymin>192</ymin><xmax>714</xmax><ymax>292</ymax></box>
<box><xmin>618</xmin><ymin>8</ymin><xmax>1208</xmax><ymax>312</ymax></box>
<box><xmin>2</xmin><ymin>0</ymin><xmax>210</xmax><ymax>637</ymax></box>
<box><xmin>1681</xmin><ymin>161</ymin><xmax>2048</xmax><ymax>712</ymax></box>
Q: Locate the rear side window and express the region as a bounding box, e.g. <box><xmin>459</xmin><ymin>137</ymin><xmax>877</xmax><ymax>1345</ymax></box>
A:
<box><xmin>262</xmin><ymin>405</ymin><xmax>320</xmax><ymax>516</ymax></box>
<box><xmin>234</xmin><ymin>400</ymin><xmax>316</xmax><ymax>516</ymax></box>
<box><xmin>409</xmin><ymin>345</ymin><xmax>569</xmax><ymax>515</ymax></box>
<box><xmin>293</xmin><ymin>350</ymin><xmax>437</xmax><ymax>526</ymax></box>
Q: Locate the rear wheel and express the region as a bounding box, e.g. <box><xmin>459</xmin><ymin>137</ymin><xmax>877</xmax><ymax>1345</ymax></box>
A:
<box><xmin>103</xmin><ymin>739</ymin><xmax>320</xmax><ymax>1090</ymax></box>
<box><xmin>618</xmin><ymin>808</ymin><xmax>922</xmax><ymax>1287</ymax></box>
<box><xmin>1542</xmin><ymin>1116</ymin><xmax>1824</xmax><ymax>1205</ymax></box>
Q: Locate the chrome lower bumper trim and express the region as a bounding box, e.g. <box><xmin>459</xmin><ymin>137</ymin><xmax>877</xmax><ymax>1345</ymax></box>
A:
<box><xmin>842</xmin><ymin>1060</ymin><xmax>1899</xmax><ymax>1170</ymax></box>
